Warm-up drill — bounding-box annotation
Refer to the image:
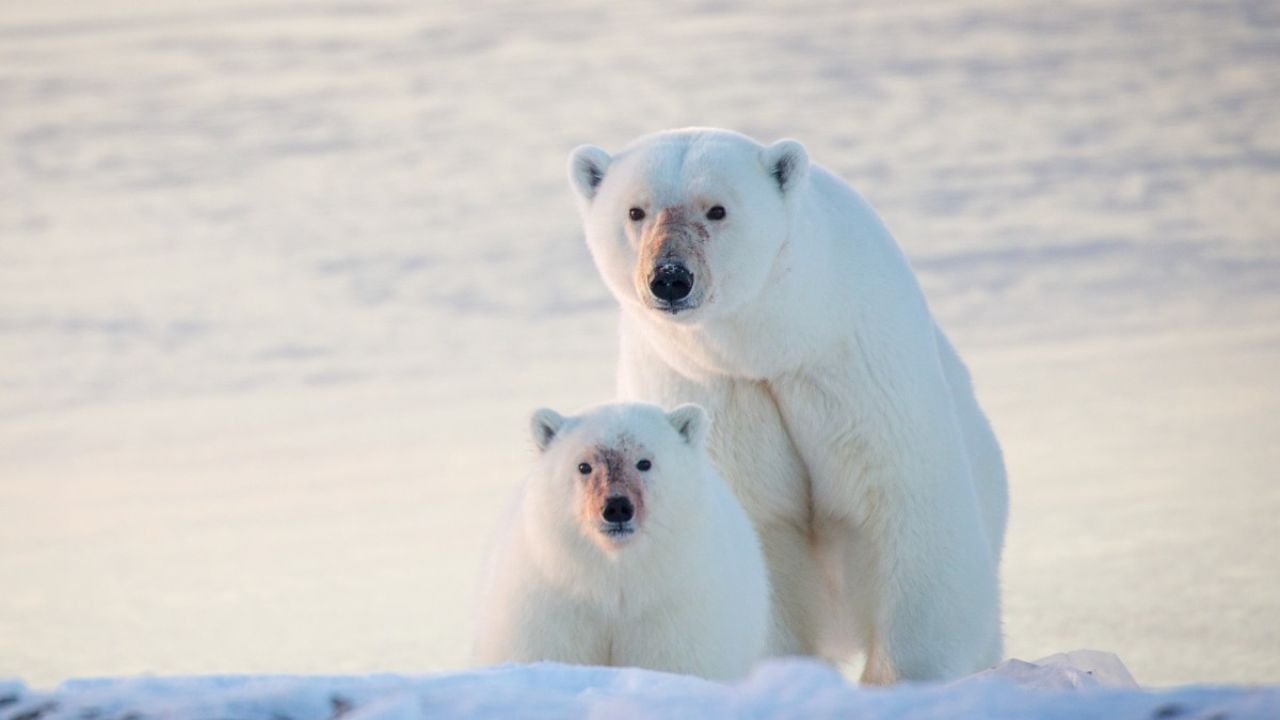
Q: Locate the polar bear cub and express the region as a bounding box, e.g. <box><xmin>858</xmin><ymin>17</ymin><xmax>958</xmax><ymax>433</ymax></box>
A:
<box><xmin>473</xmin><ymin>402</ymin><xmax>770</xmax><ymax>681</ymax></box>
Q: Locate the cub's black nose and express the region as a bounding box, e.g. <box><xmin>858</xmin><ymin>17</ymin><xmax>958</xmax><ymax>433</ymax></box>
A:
<box><xmin>649</xmin><ymin>263</ymin><xmax>693</xmax><ymax>302</ymax></box>
<box><xmin>602</xmin><ymin>496</ymin><xmax>635</xmax><ymax>524</ymax></box>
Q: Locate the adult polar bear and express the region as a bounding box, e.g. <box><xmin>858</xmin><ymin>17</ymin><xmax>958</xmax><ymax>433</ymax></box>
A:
<box><xmin>567</xmin><ymin>128</ymin><xmax>1007</xmax><ymax>684</ymax></box>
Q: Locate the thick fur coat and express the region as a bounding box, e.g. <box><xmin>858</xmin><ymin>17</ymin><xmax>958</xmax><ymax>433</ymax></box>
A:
<box><xmin>568</xmin><ymin>129</ymin><xmax>1007</xmax><ymax>683</ymax></box>
<box><xmin>473</xmin><ymin>402</ymin><xmax>770</xmax><ymax>681</ymax></box>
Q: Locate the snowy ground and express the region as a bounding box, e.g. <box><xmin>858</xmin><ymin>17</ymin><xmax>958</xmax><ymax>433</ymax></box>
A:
<box><xmin>4</xmin><ymin>654</ymin><xmax>1279</xmax><ymax>720</ymax></box>
<box><xmin>2</xmin><ymin>0</ymin><xmax>1279</xmax><ymax>691</ymax></box>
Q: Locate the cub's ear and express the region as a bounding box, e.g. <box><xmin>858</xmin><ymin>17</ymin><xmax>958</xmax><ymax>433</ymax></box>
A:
<box><xmin>530</xmin><ymin>408</ymin><xmax>566</xmax><ymax>451</ymax></box>
<box><xmin>666</xmin><ymin>404</ymin><xmax>709</xmax><ymax>447</ymax></box>
<box><xmin>567</xmin><ymin>145</ymin><xmax>612</xmax><ymax>202</ymax></box>
<box><xmin>760</xmin><ymin>139</ymin><xmax>810</xmax><ymax>194</ymax></box>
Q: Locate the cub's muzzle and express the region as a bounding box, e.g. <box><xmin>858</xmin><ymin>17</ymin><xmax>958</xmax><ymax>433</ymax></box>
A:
<box><xmin>602</xmin><ymin>495</ymin><xmax>635</xmax><ymax>524</ymax></box>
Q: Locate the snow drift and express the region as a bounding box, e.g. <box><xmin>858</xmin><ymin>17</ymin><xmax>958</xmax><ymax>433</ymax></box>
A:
<box><xmin>3</xmin><ymin>653</ymin><xmax>1277</xmax><ymax>720</ymax></box>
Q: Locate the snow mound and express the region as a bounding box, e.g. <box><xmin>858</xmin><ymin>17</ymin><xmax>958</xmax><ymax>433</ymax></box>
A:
<box><xmin>2</xmin><ymin>652</ymin><xmax>1276</xmax><ymax>720</ymax></box>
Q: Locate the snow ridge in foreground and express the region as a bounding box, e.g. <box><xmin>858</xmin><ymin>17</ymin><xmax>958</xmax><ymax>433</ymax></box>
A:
<box><xmin>1</xmin><ymin>652</ymin><xmax>1276</xmax><ymax>720</ymax></box>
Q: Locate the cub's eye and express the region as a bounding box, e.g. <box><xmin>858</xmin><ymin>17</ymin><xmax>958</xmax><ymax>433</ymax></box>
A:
<box><xmin>577</xmin><ymin>463</ymin><xmax>592</xmax><ymax>475</ymax></box>
<box><xmin>706</xmin><ymin>205</ymin><xmax>726</xmax><ymax>221</ymax></box>
<box><xmin>628</xmin><ymin>207</ymin><xmax>646</xmax><ymax>222</ymax></box>
<box><xmin>636</xmin><ymin>459</ymin><xmax>652</xmax><ymax>472</ymax></box>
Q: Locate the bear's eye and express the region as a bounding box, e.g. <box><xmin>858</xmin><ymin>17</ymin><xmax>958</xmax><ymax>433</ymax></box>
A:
<box><xmin>706</xmin><ymin>205</ymin><xmax>726</xmax><ymax>221</ymax></box>
<box><xmin>636</xmin><ymin>459</ymin><xmax>652</xmax><ymax>472</ymax></box>
<box><xmin>577</xmin><ymin>462</ymin><xmax>592</xmax><ymax>475</ymax></box>
<box><xmin>628</xmin><ymin>207</ymin><xmax>646</xmax><ymax>222</ymax></box>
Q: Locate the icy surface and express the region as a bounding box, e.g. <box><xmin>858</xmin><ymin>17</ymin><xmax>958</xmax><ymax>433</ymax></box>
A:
<box><xmin>2</xmin><ymin>655</ymin><xmax>1277</xmax><ymax>720</ymax></box>
<box><xmin>2</xmin><ymin>0</ymin><xmax>1279</xmax><ymax>689</ymax></box>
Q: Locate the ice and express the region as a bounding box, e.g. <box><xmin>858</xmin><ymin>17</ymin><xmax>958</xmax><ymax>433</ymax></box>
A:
<box><xmin>975</xmin><ymin>650</ymin><xmax>1138</xmax><ymax>691</ymax></box>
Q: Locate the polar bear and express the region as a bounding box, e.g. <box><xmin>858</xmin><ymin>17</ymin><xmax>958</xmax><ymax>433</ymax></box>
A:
<box><xmin>566</xmin><ymin>129</ymin><xmax>1007</xmax><ymax>684</ymax></box>
<box><xmin>472</xmin><ymin>402</ymin><xmax>770</xmax><ymax>681</ymax></box>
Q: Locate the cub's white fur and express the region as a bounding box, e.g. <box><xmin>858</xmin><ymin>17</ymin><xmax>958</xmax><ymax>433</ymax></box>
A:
<box><xmin>568</xmin><ymin>129</ymin><xmax>1007</xmax><ymax>683</ymax></box>
<box><xmin>473</xmin><ymin>402</ymin><xmax>770</xmax><ymax>681</ymax></box>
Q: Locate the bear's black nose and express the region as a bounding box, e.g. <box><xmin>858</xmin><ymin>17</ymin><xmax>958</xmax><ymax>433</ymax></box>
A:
<box><xmin>602</xmin><ymin>496</ymin><xmax>635</xmax><ymax>524</ymax></box>
<box><xmin>649</xmin><ymin>263</ymin><xmax>693</xmax><ymax>303</ymax></box>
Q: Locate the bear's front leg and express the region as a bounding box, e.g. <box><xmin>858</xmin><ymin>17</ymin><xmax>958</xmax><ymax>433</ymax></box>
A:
<box><xmin>856</xmin><ymin>499</ymin><xmax>1003</xmax><ymax>683</ymax></box>
<box><xmin>771</xmin><ymin>367</ymin><xmax>1003</xmax><ymax>683</ymax></box>
<box><xmin>474</xmin><ymin>573</ymin><xmax>610</xmax><ymax>667</ymax></box>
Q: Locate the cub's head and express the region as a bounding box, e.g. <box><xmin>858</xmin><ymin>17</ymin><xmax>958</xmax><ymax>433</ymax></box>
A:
<box><xmin>528</xmin><ymin>402</ymin><xmax>709</xmax><ymax>553</ymax></box>
<box><xmin>568</xmin><ymin>128</ymin><xmax>809</xmax><ymax>323</ymax></box>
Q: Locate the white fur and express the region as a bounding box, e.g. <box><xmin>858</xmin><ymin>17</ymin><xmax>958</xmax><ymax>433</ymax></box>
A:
<box><xmin>568</xmin><ymin>129</ymin><xmax>1008</xmax><ymax>683</ymax></box>
<box><xmin>473</xmin><ymin>402</ymin><xmax>770</xmax><ymax>681</ymax></box>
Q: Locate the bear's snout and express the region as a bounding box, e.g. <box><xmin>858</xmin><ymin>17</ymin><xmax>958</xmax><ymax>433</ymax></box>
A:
<box><xmin>648</xmin><ymin>263</ymin><xmax>694</xmax><ymax>303</ymax></box>
<box><xmin>602</xmin><ymin>495</ymin><xmax>635</xmax><ymax>524</ymax></box>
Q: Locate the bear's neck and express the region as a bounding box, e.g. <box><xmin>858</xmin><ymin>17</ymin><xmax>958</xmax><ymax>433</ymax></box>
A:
<box><xmin>630</xmin><ymin>199</ymin><xmax>931</xmax><ymax>382</ymax></box>
<box><xmin>634</xmin><ymin>226</ymin><xmax>839</xmax><ymax>380</ymax></box>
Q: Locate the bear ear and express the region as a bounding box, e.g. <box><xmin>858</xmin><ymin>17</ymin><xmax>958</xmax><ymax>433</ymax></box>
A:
<box><xmin>530</xmin><ymin>408</ymin><xmax>566</xmax><ymax>452</ymax></box>
<box><xmin>567</xmin><ymin>145</ymin><xmax>612</xmax><ymax>202</ymax></box>
<box><xmin>666</xmin><ymin>404</ymin><xmax>709</xmax><ymax>447</ymax></box>
<box><xmin>760</xmin><ymin>139</ymin><xmax>810</xmax><ymax>194</ymax></box>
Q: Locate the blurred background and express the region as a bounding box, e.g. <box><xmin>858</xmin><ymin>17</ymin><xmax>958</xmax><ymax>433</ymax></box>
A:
<box><xmin>1</xmin><ymin>0</ymin><xmax>1277</xmax><ymax>688</ymax></box>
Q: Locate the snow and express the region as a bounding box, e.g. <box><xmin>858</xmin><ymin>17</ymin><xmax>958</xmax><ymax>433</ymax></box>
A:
<box><xmin>1</xmin><ymin>0</ymin><xmax>1279</xmax><ymax>695</ymax></box>
<box><xmin>3</xmin><ymin>654</ymin><xmax>1277</xmax><ymax>720</ymax></box>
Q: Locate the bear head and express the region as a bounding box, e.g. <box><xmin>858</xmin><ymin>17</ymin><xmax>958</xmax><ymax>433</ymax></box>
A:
<box><xmin>568</xmin><ymin>128</ymin><xmax>809</xmax><ymax>324</ymax></box>
<box><xmin>527</xmin><ymin>402</ymin><xmax>710</xmax><ymax>554</ymax></box>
